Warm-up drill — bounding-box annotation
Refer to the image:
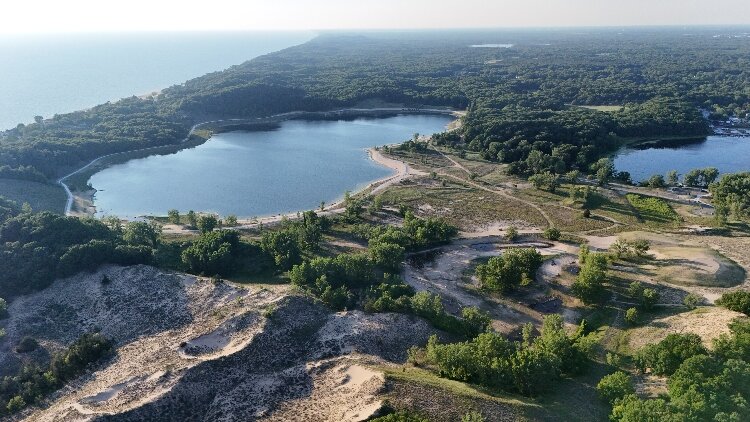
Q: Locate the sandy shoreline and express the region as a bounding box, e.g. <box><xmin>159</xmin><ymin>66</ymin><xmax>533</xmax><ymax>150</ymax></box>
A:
<box><xmin>160</xmin><ymin>146</ymin><xmax>418</xmax><ymax>234</ymax></box>
<box><xmin>70</xmin><ymin>109</ymin><xmax>459</xmax><ymax>225</ymax></box>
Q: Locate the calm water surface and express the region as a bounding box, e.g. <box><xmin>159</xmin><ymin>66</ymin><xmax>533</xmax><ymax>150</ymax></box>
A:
<box><xmin>0</xmin><ymin>32</ymin><xmax>313</xmax><ymax>129</ymax></box>
<box><xmin>90</xmin><ymin>115</ymin><xmax>452</xmax><ymax>218</ymax></box>
<box><xmin>614</xmin><ymin>135</ymin><xmax>750</xmax><ymax>182</ymax></box>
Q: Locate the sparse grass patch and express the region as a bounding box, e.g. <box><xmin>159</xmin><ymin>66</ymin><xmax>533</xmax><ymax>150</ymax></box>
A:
<box><xmin>625</xmin><ymin>194</ymin><xmax>680</xmax><ymax>226</ymax></box>
<box><xmin>380</xmin><ymin>182</ymin><xmax>548</xmax><ymax>229</ymax></box>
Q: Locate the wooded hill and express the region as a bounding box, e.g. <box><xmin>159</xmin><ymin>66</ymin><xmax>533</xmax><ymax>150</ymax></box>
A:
<box><xmin>2</xmin><ymin>28</ymin><xmax>748</xmax><ymax>181</ymax></box>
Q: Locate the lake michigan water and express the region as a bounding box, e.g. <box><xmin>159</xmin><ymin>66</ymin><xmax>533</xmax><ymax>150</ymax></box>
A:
<box><xmin>0</xmin><ymin>31</ymin><xmax>314</xmax><ymax>130</ymax></box>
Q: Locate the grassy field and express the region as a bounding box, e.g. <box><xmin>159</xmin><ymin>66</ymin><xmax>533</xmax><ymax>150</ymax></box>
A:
<box><xmin>0</xmin><ymin>179</ymin><xmax>66</xmax><ymax>213</ymax></box>
<box><xmin>379</xmin><ymin>178</ymin><xmax>549</xmax><ymax>229</ymax></box>
<box><xmin>515</xmin><ymin>187</ymin><xmax>617</xmax><ymax>232</ymax></box>
<box><xmin>625</xmin><ymin>193</ymin><xmax>680</xmax><ymax>226</ymax></box>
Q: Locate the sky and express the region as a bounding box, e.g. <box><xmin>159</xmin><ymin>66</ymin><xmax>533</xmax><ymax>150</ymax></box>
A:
<box><xmin>1</xmin><ymin>0</ymin><xmax>749</xmax><ymax>34</ymax></box>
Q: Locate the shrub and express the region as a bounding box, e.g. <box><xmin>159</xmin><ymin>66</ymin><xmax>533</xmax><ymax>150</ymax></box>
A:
<box><xmin>461</xmin><ymin>306</ymin><xmax>492</xmax><ymax>337</ymax></box>
<box><xmin>543</xmin><ymin>227</ymin><xmax>561</xmax><ymax>241</ymax></box>
<box><xmin>370</xmin><ymin>411</ymin><xmax>430</xmax><ymax>422</ymax></box>
<box><xmin>627</xmin><ymin>281</ymin><xmax>644</xmax><ymax>300</ymax></box>
<box><xmin>462</xmin><ymin>411</ymin><xmax>485</xmax><ymax>422</ymax></box>
<box><xmin>475</xmin><ymin>248</ymin><xmax>542</xmax><ymax>293</ymax></box>
<box><xmin>635</xmin><ymin>333</ymin><xmax>707</xmax><ymax>375</ymax></box>
<box><xmin>505</xmin><ymin>226</ymin><xmax>519</xmax><ymax>241</ymax></box>
<box><xmin>606</xmin><ymin>352</ymin><xmax>623</xmax><ymax>368</ymax></box>
<box><xmin>0</xmin><ymin>297</ymin><xmax>6</xmax><ymax>319</ymax></box>
<box><xmin>224</xmin><ymin>215</ymin><xmax>238</xmax><ymax>227</ymax></box>
<box><xmin>15</xmin><ymin>336</ymin><xmax>39</xmax><ymax>353</ymax></box>
<box><xmin>625</xmin><ymin>307</ymin><xmax>639</xmax><ymax>326</ymax></box>
<box><xmin>597</xmin><ymin>371</ymin><xmax>634</xmax><ymax>404</ymax></box>
<box><xmin>6</xmin><ymin>396</ymin><xmax>25</xmax><ymax>413</ymax></box>
<box><xmin>610</xmin><ymin>239</ymin><xmax>650</xmax><ymax>260</ymax></box>
<box><xmin>683</xmin><ymin>293</ymin><xmax>701</xmax><ymax>309</ymax></box>
<box><xmin>641</xmin><ymin>288</ymin><xmax>659</xmax><ymax>310</ymax></box>
<box><xmin>716</xmin><ymin>290</ymin><xmax>750</xmax><ymax>315</ymax></box>
<box><xmin>1</xmin><ymin>333</ymin><xmax>113</xmax><ymax>415</ymax></box>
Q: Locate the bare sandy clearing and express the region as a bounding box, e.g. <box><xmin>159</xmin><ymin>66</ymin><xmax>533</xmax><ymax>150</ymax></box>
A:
<box><xmin>626</xmin><ymin>307</ymin><xmax>747</xmax><ymax>351</ymax></box>
<box><xmin>402</xmin><ymin>236</ymin><xmax>576</xmax><ymax>332</ymax></box>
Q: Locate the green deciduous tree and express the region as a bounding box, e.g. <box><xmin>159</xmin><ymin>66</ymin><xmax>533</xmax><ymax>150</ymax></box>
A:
<box><xmin>597</xmin><ymin>371</ymin><xmax>634</xmax><ymax>404</ymax></box>
<box><xmin>666</xmin><ymin>170</ymin><xmax>679</xmax><ymax>186</ymax></box>
<box><xmin>572</xmin><ymin>252</ymin><xmax>608</xmax><ymax>304</ymax></box>
<box><xmin>186</xmin><ymin>210</ymin><xmax>197</xmax><ymax>228</ymax></box>
<box><xmin>167</xmin><ymin>209</ymin><xmax>180</xmax><ymax>224</ymax></box>
<box><xmin>635</xmin><ymin>333</ymin><xmax>707</xmax><ymax>375</ymax></box>
<box><xmin>260</xmin><ymin>229</ymin><xmax>302</xmax><ymax>270</ymax></box>
<box><xmin>475</xmin><ymin>248</ymin><xmax>542</xmax><ymax>293</ymax></box>
<box><xmin>368</xmin><ymin>241</ymin><xmax>405</xmax><ymax>273</ymax></box>
<box><xmin>123</xmin><ymin>221</ymin><xmax>161</xmax><ymax>248</ymax></box>
<box><xmin>180</xmin><ymin>230</ymin><xmax>240</xmax><ymax>276</ymax></box>
<box><xmin>710</xmin><ymin>172</ymin><xmax>750</xmax><ymax>223</ymax></box>
<box><xmin>196</xmin><ymin>215</ymin><xmax>218</xmax><ymax>233</ymax></box>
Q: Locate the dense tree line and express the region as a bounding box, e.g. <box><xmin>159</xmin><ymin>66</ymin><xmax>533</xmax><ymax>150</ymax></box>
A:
<box><xmin>1</xmin><ymin>29</ymin><xmax>748</xmax><ymax>184</ymax></box>
<box><xmin>710</xmin><ymin>172</ymin><xmax>750</xmax><ymax>223</ymax></box>
<box><xmin>0</xmin><ymin>333</ymin><xmax>113</xmax><ymax>416</ymax></box>
<box><xmin>0</xmin><ymin>97</ymin><xmax>187</xmax><ymax>178</ymax></box>
<box><xmin>418</xmin><ymin>315</ymin><xmax>594</xmax><ymax>396</ymax></box>
<box><xmin>0</xmin><ymin>212</ymin><xmax>156</xmax><ymax>298</ymax></box>
<box><xmin>716</xmin><ymin>290</ymin><xmax>750</xmax><ymax>316</ymax></box>
<box><xmin>352</xmin><ymin>211</ymin><xmax>457</xmax><ymax>251</ymax></box>
<box><xmin>600</xmin><ymin>320</ymin><xmax>750</xmax><ymax>421</ymax></box>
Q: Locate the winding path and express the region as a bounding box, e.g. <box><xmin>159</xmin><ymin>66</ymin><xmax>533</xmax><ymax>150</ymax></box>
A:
<box><xmin>430</xmin><ymin>146</ymin><xmax>554</xmax><ymax>227</ymax></box>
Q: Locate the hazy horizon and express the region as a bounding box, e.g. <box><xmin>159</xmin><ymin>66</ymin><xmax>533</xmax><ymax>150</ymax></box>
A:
<box><xmin>1</xmin><ymin>0</ymin><xmax>749</xmax><ymax>34</ymax></box>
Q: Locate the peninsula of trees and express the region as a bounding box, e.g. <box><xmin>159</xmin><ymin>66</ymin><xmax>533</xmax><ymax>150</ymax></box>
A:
<box><xmin>2</xmin><ymin>28</ymin><xmax>748</xmax><ymax>189</ymax></box>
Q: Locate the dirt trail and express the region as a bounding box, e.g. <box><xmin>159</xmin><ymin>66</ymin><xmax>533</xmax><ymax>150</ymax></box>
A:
<box><xmin>402</xmin><ymin>236</ymin><xmax>576</xmax><ymax>332</ymax></box>
<box><xmin>430</xmin><ymin>147</ymin><xmax>553</xmax><ymax>228</ymax></box>
<box><xmin>430</xmin><ymin>147</ymin><xmax>630</xmax><ymax>233</ymax></box>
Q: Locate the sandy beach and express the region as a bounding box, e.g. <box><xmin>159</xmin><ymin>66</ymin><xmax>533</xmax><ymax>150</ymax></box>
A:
<box><xmin>161</xmin><ymin>147</ymin><xmax>420</xmax><ymax>234</ymax></box>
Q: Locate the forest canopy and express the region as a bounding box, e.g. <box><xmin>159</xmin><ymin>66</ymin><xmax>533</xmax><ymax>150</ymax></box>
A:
<box><xmin>1</xmin><ymin>28</ymin><xmax>747</xmax><ymax>182</ymax></box>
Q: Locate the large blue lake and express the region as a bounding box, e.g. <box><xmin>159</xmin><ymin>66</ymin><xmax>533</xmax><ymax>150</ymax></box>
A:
<box><xmin>0</xmin><ymin>31</ymin><xmax>313</xmax><ymax>129</ymax></box>
<box><xmin>89</xmin><ymin>115</ymin><xmax>452</xmax><ymax>218</ymax></box>
<box><xmin>614</xmin><ymin>135</ymin><xmax>750</xmax><ymax>182</ymax></box>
